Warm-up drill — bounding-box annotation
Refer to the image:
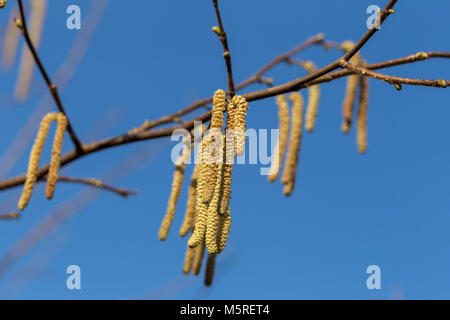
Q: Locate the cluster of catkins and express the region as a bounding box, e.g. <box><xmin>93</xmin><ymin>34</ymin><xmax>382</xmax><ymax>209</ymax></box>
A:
<box><xmin>18</xmin><ymin>112</ymin><xmax>67</xmax><ymax>211</ymax></box>
<box><xmin>268</xmin><ymin>43</ymin><xmax>369</xmax><ymax>196</ymax></box>
<box><xmin>158</xmin><ymin>89</ymin><xmax>248</xmax><ymax>286</ymax></box>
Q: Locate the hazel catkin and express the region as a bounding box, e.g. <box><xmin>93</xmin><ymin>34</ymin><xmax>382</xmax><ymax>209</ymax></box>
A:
<box><xmin>302</xmin><ymin>61</ymin><xmax>320</xmax><ymax>132</ymax></box>
<box><xmin>182</xmin><ymin>244</ymin><xmax>195</xmax><ymax>274</ymax></box>
<box><xmin>191</xmin><ymin>239</ymin><xmax>205</xmax><ymax>275</ymax></box>
<box><xmin>204</xmin><ymin>254</ymin><xmax>216</xmax><ymax>287</ymax></box>
<box><xmin>45</xmin><ymin>113</ymin><xmax>67</xmax><ymax>199</ymax></box>
<box><xmin>268</xmin><ymin>95</ymin><xmax>290</xmax><ymax>182</ymax></box>
<box><xmin>340</xmin><ymin>41</ymin><xmax>362</xmax><ymax>134</ymax></box>
<box><xmin>18</xmin><ymin>112</ymin><xmax>66</xmax><ymax>211</ymax></box>
<box><xmin>219</xmin><ymin>102</ymin><xmax>236</xmax><ymax>215</ymax></box>
<box><xmin>158</xmin><ymin>136</ymin><xmax>191</xmax><ymax>241</ymax></box>
<box><xmin>357</xmin><ymin>76</ymin><xmax>369</xmax><ymax>154</ymax></box>
<box><xmin>232</xmin><ymin>95</ymin><xmax>249</xmax><ymax>156</ymax></box>
<box><xmin>281</xmin><ymin>92</ymin><xmax>304</xmax><ymax>196</ymax></box>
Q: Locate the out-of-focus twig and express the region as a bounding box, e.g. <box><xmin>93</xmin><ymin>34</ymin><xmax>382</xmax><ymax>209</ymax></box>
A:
<box><xmin>0</xmin><ymin>211</ymin><xmax>20</xmax><ymax>220</ymax></box>
<box><xmin>51</xmin><ymin>176</ymin><xmax>138</xmax><ymax>197</ymax></box>
<box><xmin>17</xmin><ymin>0</ymin><xmax>82</xmax><ymax>152</ymax></box>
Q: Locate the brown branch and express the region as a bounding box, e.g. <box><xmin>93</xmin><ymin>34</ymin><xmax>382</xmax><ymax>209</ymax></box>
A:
<box><xmin>211</xmin><ymin>0</ymin><xmax>236</xmax><ymax>97</ymax></box>
<box><xmin>45</xmin><ymin>176</ymin><xmax>139</xmax><ymax>197</ymax></box>
<box><xmin>0</xmin><ymin>212</ymin><xmax>20</xmax><ymax>220</ymax></box>
<box><xmin>338</xmin><ymin>59</ymin><xmax>449</xmax><ymax>88</ymax></box>
<box><xmin>17</xmin><ymin>0</ymin><xmax>83</xmax><ymax>153</ymax></box>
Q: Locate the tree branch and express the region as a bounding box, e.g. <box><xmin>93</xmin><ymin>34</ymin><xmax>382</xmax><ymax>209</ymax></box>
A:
<box><xmin>211</xmin><ymin>0</ymin><xmax>235</xmax><ymax>97</ymax></box>
<box><xmin>47</xmin><ymin>176</ymin><xmax>139</xmax><ymax>197</ymax></box>
<box><xmin>338</xmin><ymin>58</ymin><xmax>448</xmax><ymax>88</ymax></box>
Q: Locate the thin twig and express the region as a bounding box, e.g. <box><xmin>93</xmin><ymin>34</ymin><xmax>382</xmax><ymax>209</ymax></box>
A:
<box><xmin>211</xmin><ymin>0</ymin><xmax>236</xmax><ymax>97</ymax></box>
<box><xmin>0</xmin><ymin>212</ymin><xmax>20</xmax><ymax>220</ymax></box>
<box><xmin>17</xmin><ymin>0</ymin><xmax>83</xmax><ymax>153</ymax></box>
<box><xmin>47</xmin><ymin>176</ymin><xmax>139</xmax><ymax>197</ymax></box>
<box><xmin>338</xmin><ymin>59</ymin><xmax>449</xmax><ymax>88</ymax></box>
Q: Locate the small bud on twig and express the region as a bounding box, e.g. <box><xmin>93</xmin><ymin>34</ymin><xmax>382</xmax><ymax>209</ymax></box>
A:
<box><xmin>393</xmin><ymin>82</ymin><xmax>402</xmax><ymax>91</ymax></box>
<box><xmin>415</xmin><ymin>52</ymin><xmax>428</xmax><ymax>60</ymax></box>
<box><xmin>211</xmin><ymin>26</ymin><xmax>221</xmax><ymax>36</ymax></box>
<box><xmin>437</xmin><ymin>79</ymin><xmax>447</xmax><ymax>88</ymax></box>
<box><xmin>14</xmin><ymin>18</ymin><xmax>23</xmax><ymax>30</ymax></box>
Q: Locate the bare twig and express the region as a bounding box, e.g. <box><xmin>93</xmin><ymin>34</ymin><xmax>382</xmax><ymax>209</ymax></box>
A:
<box><xmin>211</xmin><ymin>0</ymin><xmax>235</xmax><ymax>96</ymax></box>
<box><xmin>42</xmin><ymin>176</ymin><xmax>138</xmax><ymax>197</ymax></box>
<box><xmin>17</xmin><ymin>0</ymin><xmax>83</xmax><ymax>153</ymax></box>
<box><xmin>338</xmin><ymin>59</ymin><xmax>449</xmax><ymax>88</ymax></box>
<box><xmin>0</xmin><ymin>212</ymin><xmax>20</xmax><ymax>220</ymax></box>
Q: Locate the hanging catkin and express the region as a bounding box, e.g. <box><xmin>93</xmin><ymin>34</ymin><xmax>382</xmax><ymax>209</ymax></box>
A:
<box><xmin>303</xmin><ymin>61</ymin><xmax>321</xmax><ymax>132</ymax></box>
<box><xmin>205</xmin><ymin>134</ymin><xmax>226</xmax><ymax>254</ymax></box>
<box><xmin>182</xmin><ymin>244</ymin><xmax>195</xmax><ymax>274</ymax></box>
<box><xmin>188</xmin><ymin>138</ymin><xmax>211</xmax><ymax>248</ymax></box>
<box><xmin>219</xmin><ymin>100</ymin><xmax>236</xmax><ymax>215</ymax></box>
<box><xmin>217</xmin><ymin>207</ymin><xmax>231</xmax><ymax>253</ymax></box>
<box><xmin>179</xmin><ymin>164</ymin><xmax>199</xmax><ymax>237</ymax></box>
<box><xmin>204</xmin><ymin>254</ymin><xmax>216</xmax><ymax>287</ymax></box>
<box><xmin>232</xmin><ymin>95</ymin><xmax>249</xmax><ymax>156</ymax></box>
<box><xmin>340</xmin><ymin>41</ymin><xmax>362</xmax><ymax>134</ymax></box>
<box><xmin>179</xmin><ymin>125</ymin><xmax>206</xmax><ymax>237</ymax></box>
<box><xmin>357</xmin><ymin>76</ymin><xmax>369</xmax><ymax>154</ymax></box>
<box><xmin>191</xmin><ymin>239</ymin><xmax>205</xmax><ymax>275</ymax></box>
<box><xmin>45</xmin><ymin>113</ymin><xmax>67</xmax><ymax>199</ymax></box>
<box><xmin>18</xmin><ymin>112</ymin><xmax>66</xmax><ymax>211</ymax></box>
<box><xmin>268</xmin><ymin>95</ymin><xmax>290</xmax><ymax>182</ymax></box>
<box><xmin>14</xmin><ymin>0</ymin><xmax>47</xmax><ymax>101</ymax></box>
<box><xmin>281</xmin><ymin>92</ymin><xmax>304</xmax><ymax>196</ymax></box>
<box><xmin>2</xmin><ymin>7</ymin><xmax>20</xmax><ymax>69</ymax></box>
<box><xmin>158</xmin><ymin>136</ymin><xmax>191</xmax><ymax>241</ymax></box>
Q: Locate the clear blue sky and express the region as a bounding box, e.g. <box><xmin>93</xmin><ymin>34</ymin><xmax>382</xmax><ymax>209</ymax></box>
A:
<box><xmin>0</xmin><ymin>0</ymin><xmax>449</xmax><ymax>299</ymax></box>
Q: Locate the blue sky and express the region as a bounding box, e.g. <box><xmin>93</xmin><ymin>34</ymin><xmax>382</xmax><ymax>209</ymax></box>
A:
<box><xmin>0</xmin><ymin>0</ymin><xmax>449</xmax><ymax>299</ymax></box>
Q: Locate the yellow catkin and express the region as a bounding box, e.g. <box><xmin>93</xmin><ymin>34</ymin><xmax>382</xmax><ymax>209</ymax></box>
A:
<box><xmin>179</xmin><ymin>164</ymin><xmax>199</xmax><ymax>237</ymax></box>
<box><xmin>179</xmin><ymin>124</ymin><xmax>207</xmax><ymax>237</ymax></box>
<box><xmin>340</xmin><ymin>41</ymin><xmax>362</xmax><ymax>134</ymax></box>
<box><xmin>14</xmin><ymin>0</ymin><xmax>47</xmax><ymax>101</ymax></box>
<box><xmin>191</xmin><ymin>239</ymin><xmax>205</xmax><ymax>275</ymax></box>
<box><xmin>217</xmin><ymin>207</ymin><xmax>232</xmax><ymax>253</ymax></box>
<box><xmin>205</xmin><ymin>136</ymin><xmax>225</xmax><ymax>254</ymax></box>
<box><xmin>18</xmin><ymin>112</ymin><xmax>64</xmax><ymax>210</ymax></box>
<box><xmin>45</xmin><ymin>113</ymin><xmax>67</xmax><ymax>199</ymax></box>
<box><xmin>188</xmin><ymin>138</ymin><xmax>211</xmax><ymax>248</ymax></box>
<box><xmin>303</xmin><ymin>61</ymin><xmax>320</xmax><ymax>132</ymax></box>
<box><xmin>182</xmin><ymin>244</ymin><xmax>195</xmax><ymax>274</ymax></box>
<box><xmin>211</xmin><ymin>89</ymin><xmax>226</xmax><ymax>129</ymax></box>
<box><xmin>281</xmin><ymin>92</ymin><xmax>304</xmax><ymax>196</ymax></box>
<box><xmin>2</xmin><ymin>7</ymin><xmax>20</xmax><ymax>69</ymax></box>
<box><xmin>357</xmin><ymin>76</ymin><xmax>369</xmax><ymax>154</ymax></box>
<box><xmin>204</xmin><ymin>254</ymin><xmax>216</xmax><ymax>287</ymax></box>
<box><xmin>219</xmin><ymin>101</ymin><xmax>235</xmax><ymax>215</ymax></box>
<box><xmin>158</xmin><ymin>137</ymin><xmax>191</xmax><ymax>241</ymax></box>
<box><xmin>232</xmin><ymin>95</ymin><xmax>249</xmax><ymax>156</ymax></box>
<box><xmin>268</xmin><ymin>95</ymin><xmax>290</xmax><ymax>182</ymax></box>
<box><xmin>0</xmin><ymin>0</ymin><xmax>7</xmax><ymax>9</ymax></box>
